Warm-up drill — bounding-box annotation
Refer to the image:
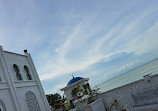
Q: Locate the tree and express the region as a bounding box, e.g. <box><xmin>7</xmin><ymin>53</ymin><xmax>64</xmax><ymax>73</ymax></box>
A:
<box><xmin>46</xmin><ymin>93</ymin><xmax>62</xmax><ymax>109</ymax></box>
<box><xmin>71</xmin><ymin>85</ymin><xmax>83</xmax><ymax>100</ymax></box>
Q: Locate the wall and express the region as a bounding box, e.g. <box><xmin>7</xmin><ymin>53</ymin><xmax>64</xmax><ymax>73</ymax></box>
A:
<box><xmin>63</xmin><ymin>79</ymin><xmax>89</xmax><ymax>104</ymax></box>
<box><xmin>3</xmin><ymin>51</ymin><xmax>35</xmax><ymax>81</ymax></box>
<box><xmin>74</xmin><ymin>74</ymin><xmax>158</xmax><ymax>111</ymax></box>
<box><xmin>99</xmin><ymin>74</ymin><xmax>158</xmax><ymax>111</ymax></box>
<box><xmin>16</xmin><ymin>86</ymin><xmax>47</xmax><ymax>111</ymax></box>
<box><xmin>0</xmin><ymin>46</ymin><xmax>50</xmax><ymax>111</ymax></box>
<box><xmin>0</xmin><ymin>89</ymin><xmax>16</xmax><ymax>111</ymax></box>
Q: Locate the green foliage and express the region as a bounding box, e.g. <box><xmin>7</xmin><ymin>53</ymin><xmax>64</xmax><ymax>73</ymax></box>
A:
<box><xmin>61</xmin><ymin>95</ymin><xmax>66</xmax><ymax>103</ymax></box>
<box><xmin>82</xmin><ymin>83</ymin><xmax>91</xmax><ymax>94</ymax></box>
<box><xmin>82</xmin><ymin>83</ymin><xmax>96</xmax><ymax>103</ymax></box>
<box><xmin>46</xmin><ymin>93</ymin><xmax>62</xmax><ymax>109</ymax></box>
<box><xmin>66</xmin><ymin>104</ymin><xmax>75</xmax><ymax>111</ymax></box>
<box><xmin>71</xmin><ymin>88</ymin><xmax>78</xmax><ymax>97</ymax></box>
<box><xmin>71</xmin><ymin>85</ymin><xmax>83</xmax><ymax>99</ymax></box>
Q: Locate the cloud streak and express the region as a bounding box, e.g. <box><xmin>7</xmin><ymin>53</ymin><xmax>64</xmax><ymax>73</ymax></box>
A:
<box><xmin>1</xmin><ymin>0</ymin><xmax>158</xmax><ymax>94</ymax></box>
<box><xmin>38</xmin><ymin>7</ymin><xmax>158</xmax><ymax>82</ymax></box>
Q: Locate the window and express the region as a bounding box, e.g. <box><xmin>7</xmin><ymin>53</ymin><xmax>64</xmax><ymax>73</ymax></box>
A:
<box><xmin>13</xmin><ymin>64</ymin><xmax>22</xmax><ymax>80</ymax></box>
<box><xmin>24</xmin><ymin>65</ymin><xmax>32</xmax><ymax>80</ymax></box>
<box><xmin>0</xmin><ymin>100</ymin><xmax>6</xmax><ymax>111</ymax></box>
<box><xmin>25</xmin><ymin>91</ymin><xmax>41</xmax><ymax>111</ymax></box>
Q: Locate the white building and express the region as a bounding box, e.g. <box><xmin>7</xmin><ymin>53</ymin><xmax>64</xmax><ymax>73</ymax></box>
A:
<box><xmin>0</xmin><ymin>46</ymin><xmax>50</xmax><ymax>111</ymax></box>
<box><xmin>61</xmin><ymin>77</ymin><xmax>89</xmax><ymax>104</ymax></box>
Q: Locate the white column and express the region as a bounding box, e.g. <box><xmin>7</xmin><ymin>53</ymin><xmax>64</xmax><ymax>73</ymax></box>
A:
<box><xmin>0</xmin><ymin>46</ymin><xmax>21</xmax><ymax>111</ymax></box>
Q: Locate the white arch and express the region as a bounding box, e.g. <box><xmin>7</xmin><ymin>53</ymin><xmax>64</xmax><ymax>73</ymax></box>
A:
<box><xmin>0</xmin><ymin>100</ymin><xmax>6</xmax><ymax>111</ymax></box>
<box><xmin>25</xmin><ymin>91</ymin><xmax>41</xmax><ymax>111</ymax></box>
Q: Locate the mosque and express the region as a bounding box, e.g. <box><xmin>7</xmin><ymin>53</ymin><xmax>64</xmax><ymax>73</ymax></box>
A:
<box><xmin>2</xmin><ymin>44</ymin><xmax>158</xmax><ymax>111</ymax></box>
<box><xmin>0</xmin><ymin>46</ymin><xmax>50</xmax><ymax>111</ymax></box>
<box><xmin>61</xmin><ymin>58</ymin><xmax>158</xmax><ymax>111</ymax></box>
<box><xmin>61</xmin><ymin>76</ymin><xmax>90</xmax><ymax>104</ymax></box>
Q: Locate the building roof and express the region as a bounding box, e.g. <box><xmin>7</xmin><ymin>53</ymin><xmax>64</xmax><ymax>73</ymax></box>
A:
<box><xmin>61</xmin><ymin>77</ymin><xmax>89</xmax><ymax>91</ymax></box>
<box><xmin>97</xmin><ymin>58</ymin><xmax>158</xmax><ymax>92</ymax></box>
<box><xmin>67</xmin><ymin>77</ymin><xmax>83</xmax><ymax>86</ymax></box>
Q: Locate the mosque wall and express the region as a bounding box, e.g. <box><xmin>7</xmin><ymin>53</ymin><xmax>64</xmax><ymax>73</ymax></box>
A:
<box><xmin>0</xmin><ymin>89</ymin><xmax>16</xmax><ymax>111</ymax></box>
<box><xmin>16</xmin><ymin>86</ymin><xmax>48</xmax><ymax>111</ymax></box>
<box><xmin>63</xmin><ymin>79</ymin><xmax>89</xmax><ymax>104</ymax></box>
<box><xmin>74</xmin><ymin>74</ymin><xmax>158</xmax><ymax>111</ymax></box>
<box><xmin>0</xmin><ymin>61</ymin><xmax>6</xmax><ymax>82</ymax></box>
<box><xmin>99</xmin><ymin>73</ymin><xmax>158</xmax><ymax>111</ymax></box>
<box><xmin>0</xmin><ymin>46</ymin><xmax>50</xmax><ymax>111</ymax></box>
<box><xmin>3</xmin><ymin>51</ymin><xmax>36</xmax><ymax>81</ymax></box>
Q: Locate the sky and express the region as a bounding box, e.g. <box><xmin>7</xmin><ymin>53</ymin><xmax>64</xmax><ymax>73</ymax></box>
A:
<box><xmin>0</xmin><ymin>0</ymin><xmax>158</xmax><ymax>94</ymax></box>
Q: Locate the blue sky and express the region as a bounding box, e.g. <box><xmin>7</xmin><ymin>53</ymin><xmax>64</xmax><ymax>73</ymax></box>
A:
<box><xmin>1</xmin><ymin>0</ymin><xmax>158</xmax><ymax>94</ymax></box>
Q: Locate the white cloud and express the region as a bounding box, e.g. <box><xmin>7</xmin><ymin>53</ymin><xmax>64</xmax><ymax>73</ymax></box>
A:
<box><xmin>123</xmin><ymin>21</ymin><xmax>158</xmax><ymax>55</ymax></box>
<box><xmin>38</xmin><ymin>15</ymin><xmax>107</xmax><ymax>80</ymax></box>
<box><xmin>1</xmin><ymin>0</ymin><xmax>158</xmax><ymax>94</ymax></box>
<box><xmin>37</xmin><ymin>7</ymin><xmax>158</xmax><ymax>81</ymax></box>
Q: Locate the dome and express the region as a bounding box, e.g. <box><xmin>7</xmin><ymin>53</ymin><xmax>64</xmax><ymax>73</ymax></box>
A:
<box><xmin>67</xmin><ymin>77</ymin><xmax>83</xmax><ymax>86</ymax></box>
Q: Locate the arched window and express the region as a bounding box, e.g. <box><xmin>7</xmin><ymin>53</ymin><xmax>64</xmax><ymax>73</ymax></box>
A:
<box><xmin>24</xmin><ymin>65</ymin><xmax>32</xmax><ymax>80</ymax></box>
<box><xmin>13</xmin><ymin>64</ymin><xmax>22</xmax><ymax>80</ymax></box>
<box><xmin>0</xmin><ymin>99</ymin><xmax>6</xmax><ymax>111</ymax></box>
<box><xmin>25</xmin><ymin>91</ymin><xmax>41</xmax><ymax>111</ymax></box>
